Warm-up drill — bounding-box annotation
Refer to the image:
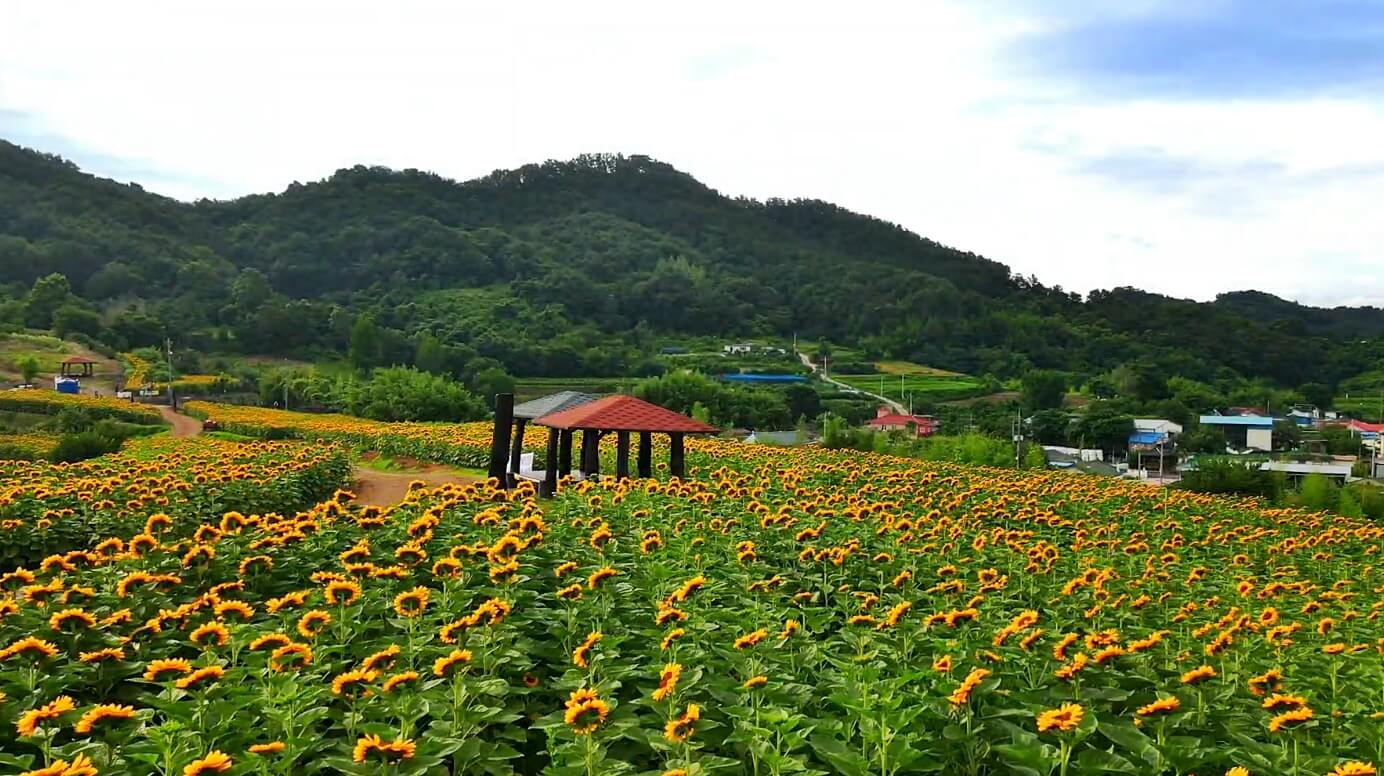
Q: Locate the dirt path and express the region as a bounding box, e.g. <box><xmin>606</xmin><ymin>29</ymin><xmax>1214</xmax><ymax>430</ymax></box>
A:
<box><xmin>351</xmin><ymin>465</ymin><xmax>482</xmax><ymax>507</ymax></box>
<box><xmin>159</xmin><ymin>406</ymin><xmax>204</xmax><ymax>438</ymax></box>
<box><xmin>797</xmin><ymin>349</ymin><xmax>907</xmax><ymax>414</ymax></box>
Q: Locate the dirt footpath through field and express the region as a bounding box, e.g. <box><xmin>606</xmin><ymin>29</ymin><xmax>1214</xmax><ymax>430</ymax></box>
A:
<box><xmin>159</xmin><ymin>406</ymin><xmax>204</xmax><ymax>437</ymax></box>
<box><xmin>351</xmin><ymin>465</ymin><xmax>482</xmax><ymax>507</ymax></box>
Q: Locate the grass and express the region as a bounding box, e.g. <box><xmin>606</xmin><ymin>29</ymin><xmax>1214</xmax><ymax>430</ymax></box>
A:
<box><xmin>202</xmin><ymin>430</ymin><xmax>258</xmax><ymax>443</ymax></box>
<box><xmin>513</xmin><ymin>377</ymin><xmax>634</xmax><ymax>402</ymax></box>
<box><xmin>0</xmin><ymin>410</ymin><xmax>53</xmax><ymax>432</ymax></box>
<box><xmin>833</xmin><ymin>372</ymin><xmax>986</xmax><ymax>404</ymax></box>
<box><xmin>355</xmin><ymin>452</ymin><xmax>487</xmax><ymax>479</ymax></box>
<box><xmin>0</xmin><ymin>333</ymin><xmax>103</xmax><ymax>379</ymax></box>
<box><xmin>874</xmin><ymin>360</ymin><xmax>966</xmax><ymax>377</ymax></box>
<box><xmin>1335</xmin><ymin>397</ymin><xmax>1383</xmax><ymax>422</ymax></box>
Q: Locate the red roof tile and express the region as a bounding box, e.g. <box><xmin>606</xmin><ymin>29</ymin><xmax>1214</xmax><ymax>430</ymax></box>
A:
<box><xmin>533</xmin><ymin>395</ymin><xmax>719</xmax><ymax>434</ymax></box>
<box><xmin>867</xmin><ymin>413</ymin><xmax>937</xmax><ymax>426</ymax></box>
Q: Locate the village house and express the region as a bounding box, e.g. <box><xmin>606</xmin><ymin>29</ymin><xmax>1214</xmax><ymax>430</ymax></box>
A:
<box><xmin>1200</xmin><ymin>414</ymin><xmax>1274</xmax><ymax>451</ymax></box>
<box><xmin>866</xmin><ymin>407</ymin><xmax>939</xmax><ymax>437</ymax></box>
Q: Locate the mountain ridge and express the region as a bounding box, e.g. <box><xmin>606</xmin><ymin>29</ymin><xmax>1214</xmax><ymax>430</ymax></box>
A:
<box><xmin>1</xmin><ymin>139</ymin><xmax>1380</xmax><ymax>389</ymax></box>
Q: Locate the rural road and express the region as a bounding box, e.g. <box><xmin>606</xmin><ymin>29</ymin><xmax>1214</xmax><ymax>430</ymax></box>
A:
<box><xmin>159</xmin><ymin>405</ymin><xmax>204</xmax><ymax>437</ymax></box>
<box><xmin>797</xmin><ymin>350</ymin><xmax>906</xmax><ymax>415</ymax></box>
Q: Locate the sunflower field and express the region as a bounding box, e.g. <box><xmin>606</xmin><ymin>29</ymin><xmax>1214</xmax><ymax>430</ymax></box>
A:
<box><xmin>0</xmin><ymin>430</ymin><xmax>1381</xmax><ymax>775</ymax></box>
<box><xmin>0</xmin><ymin>436</ymin><xmax>350</xmax><ymax>566</ymax></box>
<box><xmin>0</xmin><ymin>390</ymin><xmax>164</xmax><ymax>425</ymax></box>
<box><xmin>185</xmin><ymin>403</ymin><xmax>549</xmax><ymax>468</ymax></box>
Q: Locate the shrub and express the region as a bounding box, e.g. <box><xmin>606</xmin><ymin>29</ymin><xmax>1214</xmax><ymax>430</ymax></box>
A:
<box><xmin>49</xmin><ymin>431</ymin><xmax>123</xmax><ymax>463</ymax></box>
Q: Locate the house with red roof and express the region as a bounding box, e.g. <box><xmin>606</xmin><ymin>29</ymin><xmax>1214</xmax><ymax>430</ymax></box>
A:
<box><xmin>865</xmin><ymin>406</ymin><xmax>939</xmax><ymax>437</ymax></box>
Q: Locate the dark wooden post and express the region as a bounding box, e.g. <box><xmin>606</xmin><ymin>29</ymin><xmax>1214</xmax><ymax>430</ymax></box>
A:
<box><xmin>669</xmin><ymin>433</ymin><xmax>685</xmax><ymax>478</ymax></box>
<box><xmin>509</xmin><ymin>418</ymin><xmax>527</xmax><ymax>482</ymax></box>
<box><xmin>583</xmin><ymin>430</ymin><xmax>602</xmax><ymax>477</ymax></box>
<box><xmin>638</xmin><ymin>431</ymin><xmax>652</xmax><ymax>478</ymax></box>
<box><xmin>487</xmin><ymin>393</ymin><xmax>514</xmax><ymax>487</ymax></box>
<box><xmin>543</xmin><ymin>427</ymin><xmax>560</xmax><ymax>497</ymax></box>
<box><xmin>616</xmin><ymin>431</ymin><xmax>630</xmax><ymax>480</ymax></box>
<box><xmin>578</xmin><ymin>430</ymin><xmax>595</xmax><ymax>477</ymax></box>
<box><xmin>559</xmin><ymin>430</ymin><xmax>574</xmax><ymax>476</ymax></box>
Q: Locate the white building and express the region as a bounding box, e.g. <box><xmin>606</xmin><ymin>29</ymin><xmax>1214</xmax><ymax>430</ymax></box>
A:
<box><xmin>1134</xmin><ymin>418</ymin><xmax>1183</xmax><ymax>436</ymax></box>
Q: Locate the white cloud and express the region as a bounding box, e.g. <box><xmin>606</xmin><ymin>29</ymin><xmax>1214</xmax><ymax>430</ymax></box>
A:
<box><xmin>1</xmin><ymin>0</ymin><xmax>1381</xmax><ymax>306</ymax></box>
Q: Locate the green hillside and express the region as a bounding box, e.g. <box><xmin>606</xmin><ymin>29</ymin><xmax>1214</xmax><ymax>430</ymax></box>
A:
<box><xmin>1</xmin><ymin>139</ymin><xmax>1381</xmax><ymax>395</ymax></box>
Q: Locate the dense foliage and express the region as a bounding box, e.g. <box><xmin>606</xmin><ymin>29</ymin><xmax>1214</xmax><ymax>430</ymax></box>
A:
<box><xmin>3</xmin><ymin>141</ymin><xmax>1382</xmax><ymax>394</ymax></box>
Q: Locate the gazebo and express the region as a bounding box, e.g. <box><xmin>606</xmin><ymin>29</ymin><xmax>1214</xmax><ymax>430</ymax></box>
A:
<box><xmin>532</xmin><ymin>395</ymin><xmax>718</xmax><ymax>494</ymax></box>
<box><xmin>506</xmin><ymin>391</ymin><xmax>599</xmax><ymax>482</ymax></box>
<box><xmin>60</xmin><ymin>356</ymin><xmax>97</xmax><ymax>378</ymax></box>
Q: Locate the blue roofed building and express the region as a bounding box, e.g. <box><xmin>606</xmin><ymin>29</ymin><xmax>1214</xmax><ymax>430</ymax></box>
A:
<box><xmin>1200</xmin><ymin>414</ymin><xmax>1274</xmax><ymax>451</ymax></box>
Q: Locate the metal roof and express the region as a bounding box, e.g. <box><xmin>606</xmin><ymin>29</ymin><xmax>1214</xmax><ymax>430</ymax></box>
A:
<box><xmin>533</xmin><ymin>395</ymin><xmax>719</xmax><ymax>433</ymax></box>
<box><xmin>1200</xmin><ymin>415</ymin><xmax>1275</xmax><ymax>428</ymax></box>
<box><xmin>1260</xmin><ymin>461</ymin><xmax>1353</xmax><ymax>476</ymax></box>
<box><xmin>512</xmin><ymin>391</ymin><xmax>600</xmax><ymax>420</ymax></box>
<box><xmin>1129</xmin><ymin>431</ymin><xmax>1168</xmax><ymax>445</ymax></box>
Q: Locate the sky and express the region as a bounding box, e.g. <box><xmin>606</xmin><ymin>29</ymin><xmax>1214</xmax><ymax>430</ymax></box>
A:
<box><xmin>3</xmin><ymin>0</ymin><xmax>1383</xmax><ymax>308</ymax></box>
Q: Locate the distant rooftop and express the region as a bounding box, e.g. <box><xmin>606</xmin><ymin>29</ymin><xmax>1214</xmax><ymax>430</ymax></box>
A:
<box><xmin>513</xmin><ymin>391</ymin><xmax>599</xmax><ymax>420</ymax></box>
<box><xmin>1200</xmin><ymin>415</ymin><xmax>1275</xmax><ymax>428</ymax></box>
<box><xmin>534</xmin><ymin>395</ymin><xmax>719</xmax><ymax>434</ymax></box>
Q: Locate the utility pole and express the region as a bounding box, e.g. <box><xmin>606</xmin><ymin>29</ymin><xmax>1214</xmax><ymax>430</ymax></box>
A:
<box><xmin>1012</xmin><ymin>413</ymin><xmax>1023</xmax><ymax>469</ymax></box>
<box><xmin>283</xmin><ymin>360</ymin><xmax>291</xmax><ymax>411</ymax></box>
<box><xmin>164</xmin><ymin>338</ymin><xmax>175</xmax><ymax>410</ymax></box>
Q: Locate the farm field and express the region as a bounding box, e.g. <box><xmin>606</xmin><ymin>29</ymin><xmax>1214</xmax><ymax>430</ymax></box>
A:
<box><xmin>833</xmin><ymin>371</ymin><xmax>988</xmax><ymax>403</ymax></box>
<box><xmin>875</xmin><ymin>361</ymin><xmax>968</xmax><ymax>378</ymax></box>
<box><xmin>0</xmin><ymin>405</ymin><xmax>1380</xmax><ymax>775</ymax></box>
<box><xmin>514</xmin><ymin>378</ymin><xmax>634</xmax><ymax>403</ymax></box>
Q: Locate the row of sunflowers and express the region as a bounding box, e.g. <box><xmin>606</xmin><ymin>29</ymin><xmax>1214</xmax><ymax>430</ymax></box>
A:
<box><xmin>0</xmin><ymin>435</ymin><xmax>350</xmax><ymax>566</ymax></box>
<box><xmin>0</xmin><ymin>390</ymin><xmax>164</xmax><ymax>425</ymax></box>
<box><xmin>0</xmin><ymin>422</ymin><xmax>1379</xmax><ymax>775</ymax></box>
<box><xmin>0</xmin><ymin>433</ymin><xmax>60</xmax><ymax>462</ymax></box>
<box><xmin>184</xmin><ymin>402</ymin><xmax>551</xmax><ymax>468</ymax></box>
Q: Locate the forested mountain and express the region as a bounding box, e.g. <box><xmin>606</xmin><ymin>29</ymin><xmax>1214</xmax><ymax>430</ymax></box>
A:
<box><xmin>1</xmin><ymin>139</ymin><xmax>1380</xmax><ymax>390</ymax></box>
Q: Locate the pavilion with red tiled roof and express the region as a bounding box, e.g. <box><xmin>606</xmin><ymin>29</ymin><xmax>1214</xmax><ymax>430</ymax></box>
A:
<box><xmin>531</xmin><ymin>395</ymin><xmax>718</xmax><ymax>493</ymax></box>
<box><xmin>60</xmin><ymin>355</ymin><xmax>98</xmax><ymax>377</ymax></box>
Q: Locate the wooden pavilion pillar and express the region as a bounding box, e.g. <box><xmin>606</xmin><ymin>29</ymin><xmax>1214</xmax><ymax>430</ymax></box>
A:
<box><xmin>615</xmin><ymin>431</ymin><xmax>630</xmax><ymax>480</ymax></box>
<box><xmin>542</xmin><ymin>427</ymin><xmax>560</xmax><ymax>497</ymax></box>
<box><xmin>587</xmin><ymin>431</ymin><xmax>603</xmax><ymax>477</ymax></box>
<box><xmin>559</xmin><ymin>430</ymin><xmax>574</xmax><ymax>477</ymax></box>
<box><xmin>637</xmin><ymin>431</ymin><xmax>652</xmax><ymax>478</ymax></box>
<box><xmin>669</xmin><ymin>433</ymin><xmax>686</xmax><ymax>479</ymax></box>
<box><xmin>579</xmin><ymin>430</ymin><xmax>599</xmax><ymax>478</ymax></box>
<box><xmin>508</xmin><ymin>418</ymin><xmax>527</xmax><ymax>484</ymax></box>
<box><xmin>487</xmin><ymin>394</ymin><xmax>515</xmax><ymax>488</ymax></box>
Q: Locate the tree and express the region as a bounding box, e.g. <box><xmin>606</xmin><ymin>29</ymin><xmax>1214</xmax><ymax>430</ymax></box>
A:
<box><xmin>23</xmin><ymin>273</ymin><xmax>72</xmax><ymax>329</ymax></box>
<box><xmin>1297</xmin><ymin>382</ymin><xmax>1332</xmax><ymax>410</ymax></box>
<box><xmin>1179</xmin><ymin>424</ymin><xmax>1226</xmax><ymax>454</ymax></box>
<box><xmin>52</xmin><ymin>304</ymin><xmax>103</xmax><ymax>339</ymax></box>
<box><xmin>17</xmin><ymin>355</ymin><xmax>39</xmax><ymax>384</ymax></box>
<box><xmin>1075</xmin><ymin>403</ymin><xmax>1135</xmax><ymax>456</ymax></box>
<box><xmin>415</xmin><ymin>334</ymin><xmax>449</xmax><ymax>375</ymax></box>
<box><xmin>338</xmin><ymin>367</ymin><xmax>486</xmax><ymax>422</ymax></box>
<box><xmin>470</xmin><ymin>367</ymin><xmax>516</xmax><ymax>408</ymax></box>
<box><xmin>1022</xmin><ymin>370</ymin><xmax>1067</xmax><ymax>411</ymax></box>
<box><xmin>784</xmin><ymin>384</ymin><xmax>822</xmax><ymax>421</ymax></box>
<box><xmin>690</xmin><ymin>401</ymin><xmax>712</xmax><ymax>425</ymax></box>
<box><xmin>1296</xmin><ymin>473</ymin><xmax>1337</xmax><ymax>512</ymax></box>
<box><xmin>1028</xmin><ymin>409</ymin><xmax>1071</xmax><ymax>445</ymax></box>
<box><xmin>348</xmin><ymin>316</ymin><xmax>383</xmax><ymax>372</ymax></box>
